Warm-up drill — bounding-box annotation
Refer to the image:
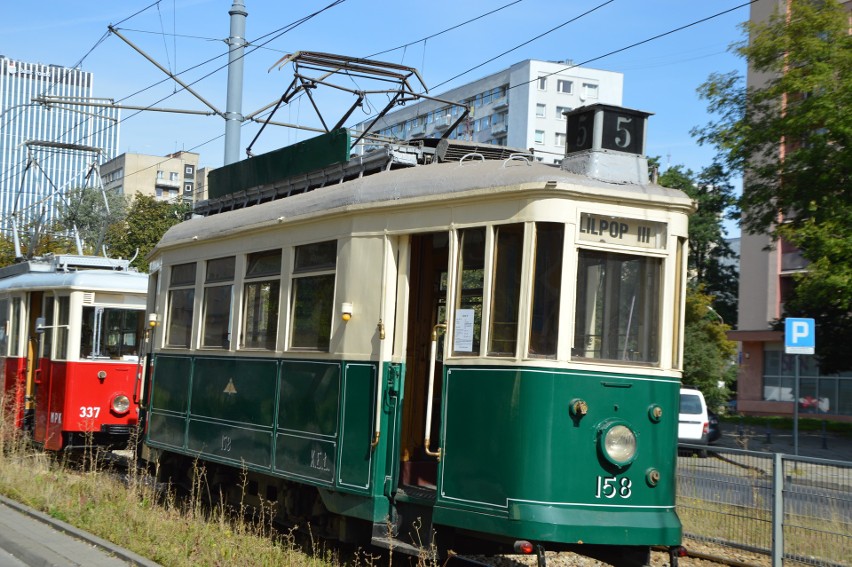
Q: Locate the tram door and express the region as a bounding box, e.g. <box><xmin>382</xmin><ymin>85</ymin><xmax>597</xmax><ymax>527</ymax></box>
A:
<box><xmin>27</xmin><ymin>292</ymin><xmax>44</xmax><ymax>439</ymax></box>
<box><xmin>398</xmin><ymin>232</ymin><xmax>449</xmax><ymax>492</ymax></box>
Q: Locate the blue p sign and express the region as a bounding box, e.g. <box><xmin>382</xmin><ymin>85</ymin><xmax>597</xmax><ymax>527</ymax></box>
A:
<box><xmin>785</xmin><ymin>318</ymin><xmax>815</xmax><ymax>355</ymax></box>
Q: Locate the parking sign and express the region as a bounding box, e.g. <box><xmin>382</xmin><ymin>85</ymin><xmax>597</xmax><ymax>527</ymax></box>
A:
<box><xmin>785</xmin><ymin>318</ymin><xmax>815</xmax><ymax>355</ymax></box>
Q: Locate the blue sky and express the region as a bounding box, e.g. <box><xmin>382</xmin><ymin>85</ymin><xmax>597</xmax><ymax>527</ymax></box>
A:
<box><xmin>2</xmin><ymin>0</ymin><xmax>749</xmax><ymax>205</ymax></box>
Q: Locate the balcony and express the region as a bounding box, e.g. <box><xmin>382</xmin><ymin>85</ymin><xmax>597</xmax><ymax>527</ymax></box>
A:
<box><xmin>492</xmin><ymin>96</ymin><xmax>508</xmax><ymax>110</ymax></box>
<box><xmin>491</xmin><ymin>122</ymin><xmax>507</xmax><ymax>135</ymax></box>
<box><xmin>433</xmin><ymin>115</ymin><xmax>453</xmax><ymax>131</ymax></box>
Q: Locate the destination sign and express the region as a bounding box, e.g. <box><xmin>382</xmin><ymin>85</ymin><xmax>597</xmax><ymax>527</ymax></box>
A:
<box><xmin>578</xmin><ymin>213</ymin><xmax>666</xmax><ymax>249</ymax></box>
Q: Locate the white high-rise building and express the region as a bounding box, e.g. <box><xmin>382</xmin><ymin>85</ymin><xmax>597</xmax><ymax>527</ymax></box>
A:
<box><xmin>352</xmin><ymin>59</ymin><xmax>623</xmax><ymax>164</ymax></box>
<box><xmin>0</xmin><ymin>57</ymin><xmax>119</xmax><ymax>234</ymax></box>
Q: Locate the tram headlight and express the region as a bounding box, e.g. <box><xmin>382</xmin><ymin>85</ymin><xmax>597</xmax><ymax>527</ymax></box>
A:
<box><xmin>599</xmin><ymin>421</ymin><xmax>637</xmax><ymax>467</ymax></box>
<box><xmin>111</xmin><ymin>394</ymin><xmax>131</xmax><ymax>415</ymax></box>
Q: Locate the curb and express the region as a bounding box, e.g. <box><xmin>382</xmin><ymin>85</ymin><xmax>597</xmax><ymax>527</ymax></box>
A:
<box><xmin>0</xmin><ymin>494</ymin><xmax>161</xmax><ymax>567</ymax></box>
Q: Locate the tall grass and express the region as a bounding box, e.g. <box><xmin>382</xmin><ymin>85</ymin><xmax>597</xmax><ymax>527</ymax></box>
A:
<box><xmin>0</xmin><ymin>395</ymin><xmax>335</xmax><ymax>567</ymax></box>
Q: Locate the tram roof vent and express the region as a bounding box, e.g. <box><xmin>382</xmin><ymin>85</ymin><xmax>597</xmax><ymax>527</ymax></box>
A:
<box><xmin>560</xmin><ymin>104</ymin><xmax>653</xmax><ymax>185</ymax></box>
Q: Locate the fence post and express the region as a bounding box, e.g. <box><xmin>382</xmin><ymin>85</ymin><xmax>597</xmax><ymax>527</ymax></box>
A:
<box><xmin>772</xmin><ymin>452</ymin><xmax>783</xmax><ymax>567</ymax></box>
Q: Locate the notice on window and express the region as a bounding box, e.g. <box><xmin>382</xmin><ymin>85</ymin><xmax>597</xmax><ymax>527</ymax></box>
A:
<box><xmin>453</xmin><ymin>309</ymin><xmax>475</xmax><ymax>352</ymax></box>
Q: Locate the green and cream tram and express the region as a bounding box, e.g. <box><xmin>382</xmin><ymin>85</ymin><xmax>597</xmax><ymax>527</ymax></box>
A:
<box><xmin>140</xmin><ymin>104</ymin><xmax>693</xmax><ymax>566</ymax></box>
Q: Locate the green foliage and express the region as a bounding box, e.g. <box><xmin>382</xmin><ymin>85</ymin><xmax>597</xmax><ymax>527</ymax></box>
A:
<box><xmin>694</xmin><ymin>0</ymin><xmax>852</xmax><ymax>372</ymax></box>
<box><xmin>682</xmin><ymin>286</ymin><xmax>737</xmax><ymax>409</ymax></box>
<box><xmin>693</xmin><ymin>0</ymin><xmax>852</xmax><ymax>235</ymax></box>
<box><xmin>58</xmin><ymin>187</ymin><xmax>129</xmax><ymax>254</ymax></box>
<box><xmin>659</xmin><ymin>163</ymin><xmax>739</xmax><ymax>324</ymax></box>
<box><xmin>104</xmin><ymin>194</ymin><xmax>190</xmax><ymax>272</ymax></box>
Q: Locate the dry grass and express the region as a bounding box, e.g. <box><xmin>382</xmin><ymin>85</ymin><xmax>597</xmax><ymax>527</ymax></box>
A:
<box><xmin>0</xmin><ymin>398</ymin><xmax>338</xmax><ymax>567</ymax></box>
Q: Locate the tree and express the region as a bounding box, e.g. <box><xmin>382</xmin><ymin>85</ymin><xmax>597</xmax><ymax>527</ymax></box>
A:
<box><xmin>58</xmin><ymin>187</ymin><xmax>128</xmax><ymax>254</ymax></box>
<box><xmin>659</xmin><ymin>163</ymin><xmax>739</xmax><ymax>324</ymax></box>
<box><xmin>104</xmin><ymin>194</ymin><xmax>191</xmax><ymax>272</ymax></box>
<box><xmin>683</xmin><ymin>286</ymin><xmax>738</xmax><ymax>411</ymax></box>
<box><xmin>693</xmin><ymin>0</ymin><xmax>852</xmax><ymax>371</ymax></box>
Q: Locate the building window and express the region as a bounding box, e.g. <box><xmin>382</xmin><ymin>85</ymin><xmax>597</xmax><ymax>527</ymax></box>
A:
<box><xmin>555</xmin><ymin>132</ymin><xmax>566</xmax><ymax>147</ymax></box>
<box><xmin>156</xmin><ymin>170</ymin><xmax>164</xmax><ymax>179</ymax></box>
<box><xmin>572</xmin><ymin>250</ymin><xmax>661</xmax><ymax>363</ymax></box>
<box><xmin>242</xmin><ymin>250</ymin><xmax>281</xmax><ymax>350</ymax></box>
<box><xmin>290</xmin><ymin>241</ymin><xmax>337</xmax><ymax>351</ymax></box>
<box><xmin>536</xmin><ymin>104</ymin><xmax>546</xmax><ymax>118</ymax></box>
<box><xmin>534</xmin><ymin>130</ymin><xmax>545</xmax><ymax>144</ymax></box>
<box><xmin>583</xmin><ymin>83</ymin><xmax>599</xmax><ymax>99</ymax></box>
<box><xmin>185</xmin><ymin>165</ymin><xmax>195</xmax><ymax>175</ymax></box>
<box><xmin>184</xmin><ymin>183</ymin><xmax>193</xmax><ymax>193</ymax></box>
<box><xmin>202</xmin><ymin>257</ymin><xmax>235</xmax><ymax>349</ymax></box>
<box><xmin>557</xmin><ymin>79</ymin><xmax>573</xmax><ymax>94</ymax></box>
<box><xmin>556</xmin><ymin>106</ymin><xmax>572</xmax><ymax>117</ymax></box>
<box><xmin>166</xmin><ymin>263</ymin><xmax>196</xmax><ymax>347</ymax></box>
<box><xmin>538</xmin><ymin>76</ymin><xmax>547</xmax><ymax>91</ymax></box>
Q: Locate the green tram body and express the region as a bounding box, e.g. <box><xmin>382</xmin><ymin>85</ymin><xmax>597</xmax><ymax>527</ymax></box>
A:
<box><xmin>141</xmin><ymin>136</ymin><xmax>692</xmax><ymax>562</ymax></box>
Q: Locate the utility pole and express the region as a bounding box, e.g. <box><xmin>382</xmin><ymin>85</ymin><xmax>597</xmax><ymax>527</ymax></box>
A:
<box><xmin>224</xmin><ymin>0</ymin><xmax>247</xmax><ymax>165</ymax></box>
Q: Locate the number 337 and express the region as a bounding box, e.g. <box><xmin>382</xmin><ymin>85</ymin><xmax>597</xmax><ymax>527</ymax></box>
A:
<box><xmin>79</xmin><ymin>406</ymin><xmax>100</xmax><ymax>418</ymax></box>
<box><xmin>595</xmin><ymin>475</ymin><xmax>632</xmax><ymax>499</ymax></box>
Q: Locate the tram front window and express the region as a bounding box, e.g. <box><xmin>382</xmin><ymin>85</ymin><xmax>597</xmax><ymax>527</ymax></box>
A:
<box><xmin>572</xmin><ymin>250</ymin><xmax>661</xmax><ymax>364</ymax></box>
<box><xmin>82</xmin><ymin>307</ymin><xmax>144</xmax><ymax>360</ymax></box>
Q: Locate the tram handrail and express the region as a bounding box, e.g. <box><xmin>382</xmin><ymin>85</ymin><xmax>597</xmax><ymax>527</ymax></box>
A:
<box><xmin>424</xmin><ymin>323</ymin><xmax>446</xmax><ymax>459</ymax></box>
<box><xmin>458</xmin><ymin>153</ymin><xmax>485</xmax><ymax>164</ymax></box>
<box><xmin>503</xmin><ymin>153</ymin><xmax>534</xmax><ymax>167</ymax></box>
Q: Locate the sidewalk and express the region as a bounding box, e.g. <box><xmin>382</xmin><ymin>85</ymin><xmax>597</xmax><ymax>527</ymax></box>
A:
<box><xmin>714</xmin><ymin>420</ymin><xmax>852</xmax><ymax>463</ymax></box>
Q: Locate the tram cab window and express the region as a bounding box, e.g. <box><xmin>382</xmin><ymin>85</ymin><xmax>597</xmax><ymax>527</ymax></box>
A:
<box><xmin>166</xmin><ymin>262</ymin><xmax>196</xmax><ymax>347</ymax></box>
<box><xmin>452</xmin><ymin>228</ymin><xmax>485</xmax><ymax>356</ymax></box>
<box><xmin>81</xmin><ymin>307</ymin><xmax>144</xmax><ymax>360</ymax></box>
<box><xmin>41</xmin><ymin>295</ymin><xmax>54</xmax><ymax>358</ymax></box>
<box><xmin>241</xmin><ymin>249</ymin><xmax>282</xmax><ymax>350</ymax></box>
<box><xmin>572</xmin><ymin>250</ymin><xmax>661</xmax><ymax>364</ymax></box>
<box><xmin>55</xmin><ymin>296</ymin><xmax>70</xmax><ymax>360</ymax></box>
<box><xmin>489</xmin><ymin>224</ymin><xmax>523</xmax><ymax>356</ymax></box>
<box><xmin>290</xmin><ymin>241</ymin><xmax>337</xmax><ymax>351</ymax></box>
<box><xmin>529</xmin><ymin>223</ymin><xmax>564</xmax><ymax>358</ymax></box>
<box><xmin>202</xmin><ymin>256</ymin><xmax>236</xmax><ymax>349</ymax></box>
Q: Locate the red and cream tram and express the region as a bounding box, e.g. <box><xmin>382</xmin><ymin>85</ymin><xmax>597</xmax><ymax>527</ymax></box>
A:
<box><xmin>0</xmin><ymin>254</ymin><xmax>147</xmax><ymax>450</ymax></box>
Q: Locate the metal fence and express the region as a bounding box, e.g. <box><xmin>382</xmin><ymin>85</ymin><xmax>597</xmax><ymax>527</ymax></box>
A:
<box><xmin>677</xmin><ymin>445</ymin><xmax>852</xmax><ymax>567</ymax></box>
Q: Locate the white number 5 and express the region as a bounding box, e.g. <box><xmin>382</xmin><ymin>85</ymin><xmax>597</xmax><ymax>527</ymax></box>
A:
<box><xmin>614</xmin><ymin>116</ymin><xmax>632</xmax><ymax>148</ymax></box>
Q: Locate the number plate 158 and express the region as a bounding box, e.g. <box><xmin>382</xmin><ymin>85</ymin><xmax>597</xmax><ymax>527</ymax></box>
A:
<box><xmin>595</xmin><ymin>476</ymin><xmax>632</xmax><ymax>499</ymax></box>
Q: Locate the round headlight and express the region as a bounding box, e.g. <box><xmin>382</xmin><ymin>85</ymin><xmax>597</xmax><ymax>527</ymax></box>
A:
<box><xmin>112</xmin><ymin>394</ymin><xmax>131</xmax><ymax>415</ymax></box>
<box><xmin>602</xmin><ymin>423</ymin><xmax>637</xmax><ymax>466</ymax></box>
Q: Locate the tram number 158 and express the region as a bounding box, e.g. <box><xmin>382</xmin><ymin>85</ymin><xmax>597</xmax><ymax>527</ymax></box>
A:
<box><xmin>595</xmin><ymin>475</ymin><xmax>632</xmax><ymax>499</ymax></box>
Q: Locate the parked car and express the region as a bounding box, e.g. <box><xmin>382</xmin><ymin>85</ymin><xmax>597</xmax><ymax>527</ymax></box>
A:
<box><xmin>707</xmin><ymin>409</ymin><xmax>721</xmax><ymax>444</ymax></box>
<box><xmin>678</xmin><ymin>387</ymin><xmax>710</xmax><ymax>446</ymax></box>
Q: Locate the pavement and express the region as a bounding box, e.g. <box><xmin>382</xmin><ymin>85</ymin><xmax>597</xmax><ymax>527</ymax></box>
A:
<box><xmin>0</xmin><ymin>495</ymin><xmax>160</xmax><ymax>567</ymax></box>
<box><xmin>712</xmin><ymin>420</ymin><xmax>852</xmax><ymax>463</ymax></box>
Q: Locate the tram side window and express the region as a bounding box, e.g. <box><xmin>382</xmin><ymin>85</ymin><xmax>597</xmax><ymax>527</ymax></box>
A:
<box><xmin>41</xmin><ymin>296</ymin><xmax>54</xmax><ymax>358</ymax></box>
<box><xmin>0</xmin><ymin>299</ymin><xmax>7</xmax><ymax>357</ymax></box>
<box><xmin>10</xmin><ymin>298</ymin><xmax>21</xmax><ymax>357</ymax></box>
<box><xmin>290</xmin><ymin>241</ymin><xmax>337</xmax><ymax>351</ymax></box>
<box><xmin>452</xmin><ymin>228</ymin><xmax>485</xmax><ymax>356</ymax></box>
<box><xmin>529</xmin><ymin>223</ymin><xmax>564</xmax><ymax>358</ymax></box>
<box><xmin>166</xmin><ymin>262</ymin><xmax>196</xmax><ymax>347</ymax></box>
<box><xmin>489</xmin><ymin>224</ymin><xmax>523</xmax><ymax>356</ymax></box>
<box><xmin>55</xmin><ymin>297</ymin><xmax>70</xmax><ymax>359</ymax></box>
<box><xmin>81</xmin><ymin>307</ymin><xmax>144</xmax><ymax>359</ymax></box>
<box><xmin>572</xmin><ymin>250</ymin><xmax>661</xmax><ymax>364</ymax></box>
<box><xmin>241</xmin><ymin>249</ymin><xmax>282</xmax><ymax>350</ymax></box>
<box><xmin>203</xmin><ymin>256</ymin><xmax>236</xmax><ymax>349</ymax></box>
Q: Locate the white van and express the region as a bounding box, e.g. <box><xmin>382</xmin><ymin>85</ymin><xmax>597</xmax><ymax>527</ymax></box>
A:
<box><xmin>678</xmin><ymin>387</ymin><xmax>709</xmax><ymax>445</ymax></box>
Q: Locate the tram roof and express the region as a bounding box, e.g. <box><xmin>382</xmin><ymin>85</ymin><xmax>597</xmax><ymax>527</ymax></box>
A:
<box><xmin>157</xmin><ymin>158</ymin><xmax>694</xmax><ymax>252</ymax></box>
<box><xmin>0</xmin><ymin>268</ymin><xmax>148</xmax><ymax>295</ymax></box>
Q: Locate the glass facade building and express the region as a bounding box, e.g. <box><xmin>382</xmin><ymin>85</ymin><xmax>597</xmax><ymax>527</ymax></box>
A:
<box><xmin>0</xmin><ymin>57</ymin><xmax>119</xmax><ymax>233</ymax></box>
